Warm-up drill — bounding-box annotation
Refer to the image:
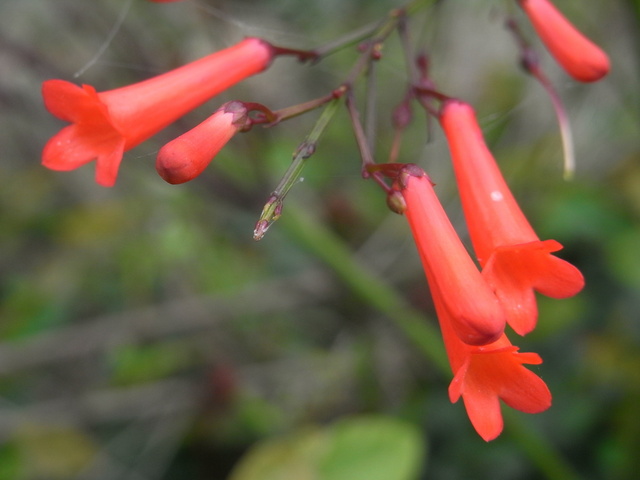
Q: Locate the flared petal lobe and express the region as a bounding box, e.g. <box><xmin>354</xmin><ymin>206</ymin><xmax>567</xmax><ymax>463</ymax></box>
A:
<box><xmin>439</xmin><ymin>100</ymin><xmax>584</xmax><ymax>335</ymax></box>
<box><xmin>401</xmin><ymin>172</ymin><xmax>506</xmax><ymax>345</ymax></box>
<box><xmin>435</xmin><ymin>289</ymin><xmax>551</xmax><ymax>442</ymax></box>
<box><xmin>156</xmin><ymin>102</ymin><xmax>247</xmax><ymax>184</ymax></box>
<box><xmin>519</xmin><ymin>0</ymin><xmax>610</xmax><ymax>82</ymax></box>
<box><xmin>42</xmin><ymin>38</ymin><xmax>274</xmax><ymax>186</ymax></box>
<box><xmin>42</xmin><ymin>81</ymin><xmax>126</xmax><ymax>186</ymax></box>
<box><xmin>42</xmin><ymin>81</ymin><xmax>108</xmax><ymax>124</ymax></box>
<box><xmin>400</xmin><ymin>169</ymin><xmax>550</xmax><ymax>439</ymax></box>
<box><xmin>482</xmin><ymin>240</ymin><xmax>584</xmax><ymax>334</ymax></box>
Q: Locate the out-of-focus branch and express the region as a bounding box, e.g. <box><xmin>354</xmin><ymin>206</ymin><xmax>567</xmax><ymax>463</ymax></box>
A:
<box><xmin>0</xmin><ymin>270</ymin><xmax>335</xmax><ymax>375</ymax></box>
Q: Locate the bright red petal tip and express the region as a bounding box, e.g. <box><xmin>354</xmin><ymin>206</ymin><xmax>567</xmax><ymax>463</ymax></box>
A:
<box><xmin>402</xmin><ymin>173</ymin><xmax>507</xmax><ymax>346</ymax></box>
<box><xmin>439</xmin><ymin>302</ymin><xmax>551</xmax><ymax>441</ymax></box>
<box><xmin>520</xmin><ymin>0</ymin><xmax>610</xmax><ymax>82</ymax></box>
<box><xmin>156</xmin><ymin>103</ymin><xmax>245</xmax><ymax>184</ymax></box>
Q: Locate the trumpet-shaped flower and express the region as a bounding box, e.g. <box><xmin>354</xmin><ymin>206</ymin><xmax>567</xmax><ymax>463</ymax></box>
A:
<box><xmin>399</xmin><ymin>169</ymin><xmax>506</xmax><ymax>346</ymax></box>
<box><xmin>42</xmin><ymin>38</ymin><xmax>273</xmax><ymax>186</ymax></box>
<box><xmin>433</xmin><ymin>285</ymin><xmax>551</xmax><ymax>441</ymax></box>
<box><xmin>397</xmin><ymin>168</ymin><xmax>550</xmax><ymax>440</ymax></box>
<box><xmin>156</xmin><ymin>101</ymin><xmax>248</xmax><ymax>184</ymax></box>
<box><xmin>439</xmin><ymin>100</ymin><xmax>584</xmax><ymax>335</ymax></box>
<box><xmin>519</xmin><ymin>0</ymin><xmax>610</xmax><ymax>82</ymax></box>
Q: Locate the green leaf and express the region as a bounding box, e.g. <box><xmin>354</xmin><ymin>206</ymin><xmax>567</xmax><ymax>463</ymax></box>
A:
<box><xmin>228</xmin><ymin>428</ymin><xmax>329</xmax><ymax>480</ymax></box>
<box><xmin>228</xmin><ymin>415</ymin><xmax>425</xmax><ymax>480</ymax></box>
<box><xmin>318</xmin><ymin>416</ymin><xmax>424</xmax><ymax>480</ymax></box>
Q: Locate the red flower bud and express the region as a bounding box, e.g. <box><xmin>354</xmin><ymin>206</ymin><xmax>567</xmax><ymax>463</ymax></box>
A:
<box><xmin>519</xmin><ymin>0</ymin><xmax>610</xmax><ymax>82</ymax></box>
<box><xmin>156</xmin><ymin>102</ymin><xmax>248</xmax><ymax>184</ymax></box>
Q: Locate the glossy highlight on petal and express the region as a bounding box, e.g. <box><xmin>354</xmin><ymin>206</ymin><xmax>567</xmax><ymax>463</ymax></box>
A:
<box><xmin>401</xmin><ymin>173</ymin><xmax>506</xmax><ymax>345</ymax></box>
<box><xmin>519</xmin><ymin>0</ymin><xmax>610</xmax><ymax>82</ymax></box>
<box><xmin>439</xmin><ymin>100</ymin><xmax>537</xmax><ymax>263</ymax></box>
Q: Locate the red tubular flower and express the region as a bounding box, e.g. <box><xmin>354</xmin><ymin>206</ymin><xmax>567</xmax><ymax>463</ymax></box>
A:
<box><xmin>433</xmin><ymin>286</ymin><xmax>551</xmax><ymax>441</ymax></box>
<box><xmin>519</xmin><ymin>0</ymin><xmax>610</xmax><ymax>82</ymax></box>
<box><xmin>439</xmin><ymin>100</ymin><xmax>584</xmax><ymax>335</ymax></box>
<box><xmin>399</xmin><ymin>169</ymin><xmax>506</xmax><ymax>346</ymax></box>
<box><xmin>398</xmin><ymin>169</ymin><xmax>550</xmax><ymax>440</ymax></box>
<box><xmin>156</xmin><ymin>101</ymin><xmax>248</xmax><ymax>184</ymax></box>
<box><xmin>42</xmin><ymin>38</ymin><xmax>273</xmax><ymax>186</ymax></box>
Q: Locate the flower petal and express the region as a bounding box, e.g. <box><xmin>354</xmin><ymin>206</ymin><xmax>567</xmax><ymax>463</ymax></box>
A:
<box><xmin>42</xmin><ymin>80</ymin><xmax>108</xmax><ymax>124</ymax></box>
<box><xmin>43</xmin><ymin>123</ymin><xmax>125</xmax><ymax>185</ymax></box>
<box><xmin>482</xmin><ymin>240</ymin><xmax>585</xmax><ymax>335</ymax></box>
<box><xmin>520</xmin><ymin>0</ymin><xmax>610</xmax><ymax>82</ymax></box>
<box><xmin>499</xmin><ymin>363</ymin><xmax>551</xmax><ymax>414</ymax></box>
<box><xmin>453</xmin><ymin>348</ymin><xmax>551</xmax><ymax>440</ymax></box>
<box><xmin>448</xmin><ymin>358</ymin><xmax>469</xmax><ymax>403</ymax></box>
<box><xmin>403</xmin><ymin>174</ymin><xmax>507</xmax><ymax>345</ymax></box>
<box><xmin>156</xmin><ymin>106</ymin><xmax>241</xmax><ymax>184</ymax></box>
<box><xmin>95</xmin><ymin>139</ymin><xmax>126</xmax><ymax>187</ymax></box>
<box><xmin>432</xmin><ymin>271</ymin><xmax>551</xmax><ymax>441</ymax></box>
<box><xmin>42</xmin><ymin>125</ymin><xmax>99</xmax><ymax>171</ymax></box>
<box><xmin>531</xmin><ymin>253</ymin><xmax>585</xmax><ymax>299</ymax></box>
<box><xmin>460</xmin><ymin>385</ymin><xmax>503</xmax><ymax>442</ymax></box>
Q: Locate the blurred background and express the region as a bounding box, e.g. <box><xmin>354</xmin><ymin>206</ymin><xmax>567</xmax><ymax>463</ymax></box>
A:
<box><xmin>1</xmin><ymin>0</ymin><xmax>639</xmax><ymax>478</ymax></box>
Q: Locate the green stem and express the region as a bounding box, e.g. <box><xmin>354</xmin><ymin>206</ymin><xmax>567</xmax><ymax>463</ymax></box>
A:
<box><xmin>271</xmin><ymin>87</ymin><xmax>347</xmax><ymax>124</ymax></box>
<box><xmin>505</xmin><ymin>18</ymin><xmax>575</xmax><ymax>179</ymax></box>
<box><xmin>312</xmin><ymin>19</ymin><xmax>386</xmax><ymax>59</ymax></box>
<box><xmin>253</xmin><ymin>97</ymin><xmax>342</xmax><ymax>241</ymax></box>
<box><xmin>281</xmin><ymin>205</ymin><xmax>448</xmax><ymax>371</ymax></box>
<box><xmin>282</xmin><ymin>205</ymin><xmax>583</xmax><ymax>480</ymax></box>
<box><xmin>400</xmin><ymin>0</ymin><xmax>439</xmax><ymax>17</ymax></box>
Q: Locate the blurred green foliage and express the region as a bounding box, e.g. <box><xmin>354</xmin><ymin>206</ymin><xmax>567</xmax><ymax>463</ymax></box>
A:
<box><xmin>228</xmin><ymin>416</ymin><xmax>424</xmax><ymax>480</ymax></box>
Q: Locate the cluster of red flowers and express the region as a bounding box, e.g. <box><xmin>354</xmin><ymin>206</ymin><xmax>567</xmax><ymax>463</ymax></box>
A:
<box><xmin>389</xmin><ymin>0</ymin><xmax>609</xmax><ymax>439</ymax></box>
<box><xmin>393</xmin><ymin>99</ymin><xmax>587</xmax><ymax>440</ymax></box>
<box><xmin>41</xmin><ymin>0</ymin><xmax>609</xmax><ymax>440</ymax></box>
<box><xmin>42</xmin><ymin>37</ymin><xmax>274</xmax><ymax>186</ymax></box>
